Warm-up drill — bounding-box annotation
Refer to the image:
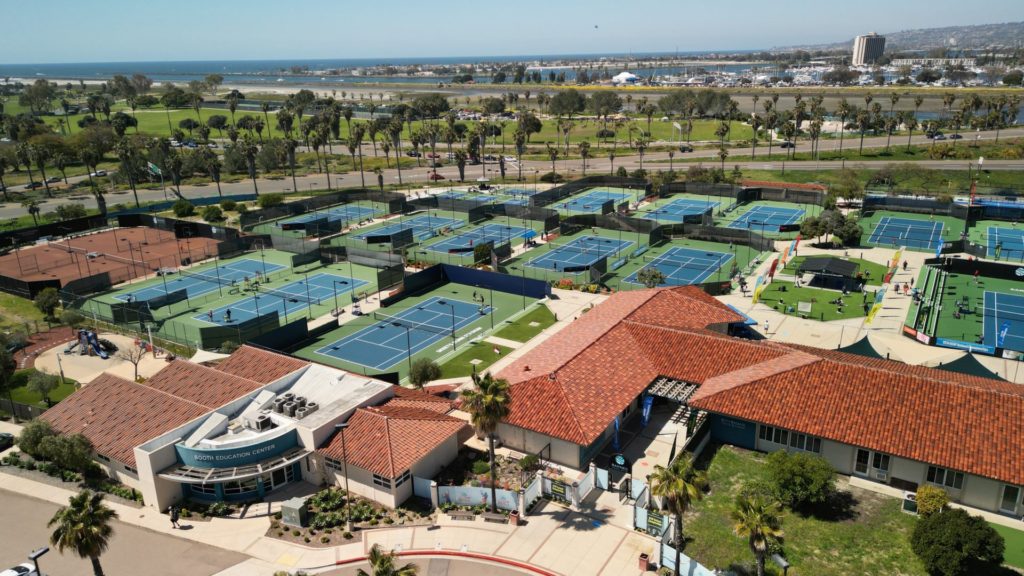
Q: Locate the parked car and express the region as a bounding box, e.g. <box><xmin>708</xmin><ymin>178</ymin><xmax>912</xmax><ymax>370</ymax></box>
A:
<box><xmin>949</xmin><ymin>134</ymin><xmax>963</xmax><ymax>140</ymax></box>
<box><xmin>0</xmin><ymin>563</ymin><xmax>38</xmax><ymax>576</ymax></box>
<box><xmin>779</xmin><ymin>141</ymin><xmax>796</xmax><ymax>149</ymax></box>
<box><xmin>405</xmin><ymin>150</ymin><xmax>421</xmax><ymax>157</ymax></box>
<box><xmin>89</xmin><ymin>170</ymin><xmax>107</xmax><ymax>178</ymax></box>
<box><xmin>206</xmin><ymin>142</ymin><xmax>218</xmax><ymax>148</ymax></box>
<box><xmin>678</xmin><ymin>144</ymin><xmax>694</xmax><ymax>153</ymax></box>
<box><xmin>933</xmin><ymin>134</ymin><xmax>947</xmax><ymax>141</ymax></box>
<box><xmin>0</xmin><ymin>432</ymin><xmax>13</xmax><ymax>452</ymax></box>
<box><xmin>24</xmin><ymin>182</ymin><xmax>43</xmax><ymax>190</ymax></box>
<box><xmin>45</xmin><ymin>176</ymin><xmax>61</xmax><ymax>184</ymax></box>
<box><xmin>4</xmin><ymin>340</ymin><xmax>28</xmax><ymax>354</ymax></box>
<box><xmin>428</xmin><ymin>172</ymin><xmax>445</xmax><ymax>181</ymax></box>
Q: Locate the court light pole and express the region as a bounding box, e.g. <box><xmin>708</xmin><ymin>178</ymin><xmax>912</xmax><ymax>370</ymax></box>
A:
<box><xmin>332</xmin><ymin>279</ymin><xmax>350</xmax><ymax>314</ymax></box>
<box><xmin>436</xmin><ymin>300</ymin><xmax>458</xmax><ymax>351</ymax></box>
<box><xmin>384</xmin><ymin>322</ymin><xmax>413</xmax><ymax>374</ymax></box>
<box><xmin>334</xmin><ymin>423</ymin><xmax>353</xmax><ymax>532</ymax></box>
<box><xmin>29</xmin><ymin>546</ymin><xmax>48</xmax><ymax>576</ymax></box>
<box><xmin>963</xmin><ymin>156</ymin><xmax>984</xmax><ymax>241</ymax></box>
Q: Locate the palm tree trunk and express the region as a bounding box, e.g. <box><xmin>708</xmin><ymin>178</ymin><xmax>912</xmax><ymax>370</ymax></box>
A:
<box><xmin>90</xmin><ymin>554</ymin><xmax>105</xmax><ymax>576</ymax></box>
<box><xmin>488</xmin><ymin>434</ymin><xmax>498</xmax><ymax>513</ymax></box>
<box><xmin>214</xmin><ymin>178</ymin><xmax>222</xmax><ymax>198</ymax></box>
<box><xmin>674</xmin><ymin>514</ymin><xmax>683</xmax><ymax>576</ymax></box>
<box><xmin>906</xmin><ymin>127</ymin><xmax>913</xmax><ymax>152</ymax></box>
<box><xmin>838</xmin><ymin>119</ymin><xmax>845</xmax><ymax>157</ymax></box>
<box><xmin>756</xmin><ymin>551</ymin><xmax>765</xmax><ymax>576</ymax></box>
<box><xmin>129</xmin><ymin>176</ymin><xmax>140</xmax><ymax>208</ymax></box>
<box><xmin>357</xmin><ymin>146</ymin><xmax>366</xmax><ymax>188</ymax></box>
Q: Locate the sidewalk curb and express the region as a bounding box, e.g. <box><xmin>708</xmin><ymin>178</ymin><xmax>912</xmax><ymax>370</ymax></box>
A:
<box><xmin>334</xmin><ymin>550</ymin><xmax>560</xmax><ymax>575</ymax></box>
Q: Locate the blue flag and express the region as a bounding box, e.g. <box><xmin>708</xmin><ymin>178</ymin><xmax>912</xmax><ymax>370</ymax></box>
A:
<box><xmin>612</xmin><ymin>416</ymin><xmax>621</xmax><ymax>451</ymax></box>
<box><xmin>935</xmin><ymin>242</ymin><xmax>943</xmax><ymax>258</ymax></box>
<box><xmin>998</xmin><ymin>321</ymin><xmax>1012</xmax><ymax>348</ymax></box>
<box><xmin>641</xmin><ymin>395</ymin><xmax>654</xmax><ymax>428</ymax></box>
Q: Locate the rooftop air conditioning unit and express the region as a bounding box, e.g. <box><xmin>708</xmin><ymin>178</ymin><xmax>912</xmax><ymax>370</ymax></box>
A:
<box><xmin>272</xmin><ymin>402</ymin><xmax>284</xmax><ymax>414</ymax></box>
<box><xmin>295</xmin><ymin>407</ymin><xmax>308</xmax><ymax>419</ymax></box>
<box><xmin>255</xmin><ymin>414</ymin><xmax>272</xmax><ymax>431</ymax></box>
<box><xmin>283</xmin><ymin>392</ymin><xmax>295</xmax><ymax>401</ymax></box>
<box><xmin>283</xmin><ymin>401</ymin><xmax>297</xmax><ymax>417</ymax></box>
<box><xmin>295</xmin><ymin>396</ymin><xmax>307</xmax><ymax>407</ymax></box>
<box><xmin>305</xmin><ymin>402</ymin><xmax>319</xmax><ymax>414</ymax></box>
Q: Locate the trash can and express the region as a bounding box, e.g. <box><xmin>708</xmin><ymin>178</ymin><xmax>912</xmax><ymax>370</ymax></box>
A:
<box><xmin>509</xmin><ymin>510</ymin><xmax>520</xmax><ymax>526</ymax></box>
<box><xmin>638</xmin><ymin>553</ymin><xmax>650</xmax><ymax>571</ymax></box>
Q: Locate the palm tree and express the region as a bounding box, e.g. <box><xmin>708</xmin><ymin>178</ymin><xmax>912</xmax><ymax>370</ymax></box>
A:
<box><xmin>31</xmin><ymin>145</ymin><xmax>53</xmax><ymax>198</ymax></box>
<box><xmin>22</xmin><ymin>199</ymin><xmax>40</xmax><ymax>226</ymax></box>
<box><xmin>546</xmin><ymin>144</ymin><xmax>559</xmax><ymax>176</ymax></box>
<box><xmin>356</xmin><ymin>543</ymin><xmax>418</xmax><ymax>576</ymax></box>
<box><xmin>460</xmin><ymin>372</ymin><xmax>511</xmax><ymax>514</ymax></box>
<box><xmin>731</xmin><ymin>493</ymin><xmax>784</xmax><ymax>576</ymax></box>
<box><xmin>260</xmin><ymin>101</ymin><xmax>272</xmax><ymax>132</ymax></box>
<box><xmin>856</xmin><ymin>110</ymin><xmax>871</xmax><ymax>154</ymax></box>
<box><xmin>115</xmin><ymin>138</ymin><xmax>141</xmax><ymax>208</ymax></box>
<box><xmin>718</xmin><ymin>145</ymin><xmax>729</xmax><ymax>171</ymax></box>
<box><xmin>48</xmin><ymin>490</ymin><xmax>118</xmax><ymax>576</ymax></box>
<box><xmin>637</xmin><ymin>137</ymin><xmax>649</xmax><ymax>171</ymax></box>
<box><xmin>750</xmin><ymin>113</ymin><xmax>762</xmax><ymax>159</ymax></box>
<box><xmin>904</xmin><ymin>112</ymin><xmax>918</xmax><ymax>152</ymax></box>
<box><xmin>454</xmin><ymin>149</ymin><xmax>467</xmax><ymax>182</ymax></box>
<box><xmin>0</xmin><ymin>157</ymin><xmax>9</xmax><ymax>202</ymax></box>
<box><xmin>650</xmin><ymin>455</ymin><xmax>707</xmax><ymax>576</ymax></box>
<box><xmin>835</xmin><ymin>98</ymin><xmax>851</xmax><ymax>158</ymax></box>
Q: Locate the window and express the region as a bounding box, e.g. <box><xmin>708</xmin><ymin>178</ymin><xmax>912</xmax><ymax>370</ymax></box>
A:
<box><xmin>96</xmin><ymin>454</ymin><xmax>110</xmax><ymax>463</ymax></box>
<box><xmin>224</xmin><ymin>479</ymin><xmax>258</xmax><ymax>495</ymax></box>
<box><xmin>373</xmin><ymin>473</ymin><xmax>392</xmax><ymax>490</ymax></box>
<box><xmin>325</xmin><ymin>457</ymin><xmax>343</xmax><ymax>471</ymax></box>
<box><xmin>761</xmin><ymin>425</ymin><xmax>820</xmax><ymax>453</ymax></box>
<box><xmin>394</xmin><ymin>470</ymin><xmax>411</xmax><ymax>488</ymax></box>
<box><xmin>872</xmin><ymin>453</ymin><xmax>890</xmax><ymax>472</ymax></box>
<box><xmin>927</xmin><ymin>466</ymin><xmax>964</xmax><ymax>490</ymax></box>
<box><xmin>758</xmin><ymin>425</ymin><xmax>788</xmax><ymax>446</ymax></box>
<box><xmin>192</xmin><ymin>483</ymin><xmax>216</xmax><ymax>496</ymax></box>
<box><xmin>124</xmin><ymin>465</ymin><xmax>137</xmax><ymax>474</ymax></box>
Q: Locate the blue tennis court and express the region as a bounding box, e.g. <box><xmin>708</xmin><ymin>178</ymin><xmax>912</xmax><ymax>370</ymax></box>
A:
<box><xmin>426</xmin><ymin>224</ymin><xmax>531</xmax><ymax>253</ymax></box>
<box><xmin>988</xmin><ymin>227</ymin><xmax>1024</xmax><ymax>258</ymax></box>
<box><xmin>557</xmin><ymin>190</ymin><xmax>631</xmax><ymax>213</ymax></box>
<box><xmin>624</xmin><ymin>247</ymin><xmax>734</xmax><ymax>286</ymax></box>
<box><xmin>193</xmin><ymin>272</ymin><xmax>368</xmax><ymax>325</ymax></box>
<box><xmin>640</xmin><ymin>199</ymin><xmax>718</xmax><ymax>223</ymax></box>
<box><xmin>726</xmin><ymin>205</ymin><xmax>804</xmax><ymax>232</ymax></box>
<box><xmin>278</xmin><ymin>204</ymin><xmax>380</xmax><ymax>227</ymax></box>
<box><xmin>114</xmin><ymin>259</ymin><xmax>284</xmax><ymax>302</ymax></box>
<box><xmin>314</xmin><ymin>296</ymin><xmax>491</xmax><ymax>370</ymax></box>
<box><xmin>868</xmin><ymin>217</ymin><xmax>944</xmax><ymax>250</ymax></box>
<box><xmin>983</xmin><ymin>291</ymin><xmax>1024</xmax><ymax>352</ymax></box>
<box><xmin>504</xmin><ymin>188</ymin><xmax>540</xmax><ymax>197</ymax></box>
<box><xmin>527</xmin><ymin>235</ymin><xmax>634</xmax><ymax>272</ymax></box>
<box><xmin>352</xmin><ymin>215</ymin><xmax>462</xmax><ymax>240</ymax></box>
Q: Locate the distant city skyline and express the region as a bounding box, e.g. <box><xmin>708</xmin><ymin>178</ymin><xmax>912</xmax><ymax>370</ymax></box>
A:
<box><xmin>1</xmin><ymin>0</ymin><xmax>1022</xmax><ymax>64</ymax></box>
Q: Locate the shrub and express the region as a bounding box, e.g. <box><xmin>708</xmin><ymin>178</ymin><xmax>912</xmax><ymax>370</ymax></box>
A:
<box><xmin>219</xmin><ymin>199</ymin><xmax>237</xmax><ymax>211</ymax></box>
<box><xmin>596</xmin><ymin>129</ymin><xmax>616</xmax><ymax>138</ymax></box>
<box><xmin>172</xmin><ymin>199</ymin><xmax>195</xmax><ymax>217</ymax></box>
<box><xmin>409</xmin><ymin>358</ymin><xmax>441</xmax><ymax>388</ymax></box>
<box><xmin>911</xmin><ymin>507</ymin><xmax>1004</xmax><ymax>576</ymax></box>
<box><xmin>303</xmin><ymin>536</ymin><xmax>311</xmax><ymax>543</ymax></box>
<box><xmin>236</xmin><ymin>203</ymin><xmax>248</xmax><ymax>214</ymax></box>
<box><xmin>472</xmin><ymin>460</ymin><xmax>491</xmax><ymax>475</ymax></box>
<box><xmin>539</xmin><ymin>171</ymin><xmax>563</xmax><ymax>183</ymax></box>
<box><xmin>257</xmin><ymin>193</ymin><xmax>285</xmax><ymax>209</ymax></box>
<box><xmin>342</xmin><ymin>531</ymin><xmax>353</xmax><ymax>540</ymax></box>
<box><xmin>201</xmin><ymin>205</ymin><xmax>223</xmax><ymax>222</ymax></box>
<box><xmin>273</xmin><ymin>511</ymin><xmax>283</xmax><ymax>520</ymax></box>
<box><xmin>60</xmin><ymin>309</ymin><xmax>86</xmax><ymax>329</ymax></box>
<box><xmin>292</xmin><ymin>529</ymin><xmax>301</xmax><ymax>537</ymax></box>
<box><xmin>208</xmin><ymin>501</ymin><xmax>232</xmax><ymax>517</ymax></box>
<box><xmin>765</xmin><ymin>450</ymin><xmax>835</xmax><ymax>509</ymax></box>
<box><xmin>17</xmin><ymin>419</ymin><xmax>56</xmax><ymax>459</ymax></box>
<box><xmin>220</xmin><ymin>340</ymin><xmax>240</xmax><ymax>354</ymax></box>
<box><xmin>916</xmin><ymin>485</ymin><xmax>949</xmax><ymax>518</ymax></box>
<box><xmin>310</xmin><ymin>488</ymin><xmax>346</xmax><ymax>512</ymax></box>
<box><xmin>518</xmin><ymin>454</ymin><xmax>539</xmax><ymax>472</ymax></box>
<box><xmin>320</xmin><ymin>536</ymin><xmax>330</xmax><ymax>544</ymax></box>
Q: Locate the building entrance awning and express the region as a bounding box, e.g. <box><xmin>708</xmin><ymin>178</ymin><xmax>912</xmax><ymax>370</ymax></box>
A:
<box><xmin>158</xmin><ymin>447</ymin><xmax>310</xmax><ymax>484</ymax></box>
<box><xmin>646</xmin><ymin>376</ymin><xmax>698</xmax><ymax>403</ymax></box>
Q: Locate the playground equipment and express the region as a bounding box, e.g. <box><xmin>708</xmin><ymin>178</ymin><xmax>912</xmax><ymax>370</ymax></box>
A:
<box><xmin>76</xmin><ymin>329</ymin><xmax>109</xmax><ymax>360</ymax></box>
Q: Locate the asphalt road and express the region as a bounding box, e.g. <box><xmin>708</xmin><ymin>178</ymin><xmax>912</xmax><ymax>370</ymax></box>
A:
<box><xmin>2</xmin><ymin>125</ymin><xmax>1022</xmax><ymax>220</ymax></box>
<box><xmin>0</xmin><ymin>489</ymin><xmax>246</xmax><ymax>576</ymax></box>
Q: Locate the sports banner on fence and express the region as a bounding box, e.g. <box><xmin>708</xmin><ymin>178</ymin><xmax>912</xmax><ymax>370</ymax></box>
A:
<box><xmin>767</xmin><ymin>258</ymin><xmax>780</xmax><ymax>280</ymax></box>
<box><xmin>751</xmin><ymin>274</ymin><xmax>766</xmax><ymax>304</ymax></box>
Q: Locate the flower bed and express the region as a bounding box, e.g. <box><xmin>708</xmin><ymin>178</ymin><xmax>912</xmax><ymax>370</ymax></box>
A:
<box><xmin>0</xmin><ymin>451</ymin><xmax>143</xmax><ymax>506</ymax></box>
<box><xmin>265</xmin><ymin>487</ymin><xmax>435</xmax><ymax>548</ymax></box>
<box><xmin>436</xmin><ymin>448</ymin><xmax>538</xmax><ymax>491</ymax></box>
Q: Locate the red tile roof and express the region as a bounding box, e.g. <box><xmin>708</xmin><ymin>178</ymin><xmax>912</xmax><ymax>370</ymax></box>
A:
<box><xmin>42</xmin><ymin>374</ymin><xmax>209</xmax><ymax>467</ymax></box>
<box><xmin>213</xmin><ymin>345</ymin><xmax>308</xmax><ymax>383</ymax></box>
<box><xmin>389</xmin><ymin>386</ymin><xmax>454</xmax><ymax>414</ymax></box>
<box><xmin>496</xmin><ymin>286</ymin><xmax>1024</xmax><ymax>486</ymax></box>
<box><xmin>145</xmin><ymin>360</ymin><xmax>266</xmax><ymax>408</ymax></box>
<box><xmin>689</xmin><ymin>353</ymin><xmax>1024</xmax><ymax>486</ymax></box>
<box><xmin>318</xmin><ymin>405</ymin><xmax>467</xmax><ymax>478</ymax></box>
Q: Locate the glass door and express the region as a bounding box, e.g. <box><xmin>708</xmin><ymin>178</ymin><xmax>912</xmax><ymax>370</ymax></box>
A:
<box><xmin>1000</xmin><ymin>485</ymin><xmax>1020</xmax><ymax>514</ymax></box>
<box><xmin>855</xmin><ymin>449</ymin><xmax>870</xmax><ymax>475</ymax></box>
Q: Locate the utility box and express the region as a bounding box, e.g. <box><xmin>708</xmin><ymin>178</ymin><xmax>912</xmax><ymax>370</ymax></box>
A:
<box><xmin>281</xmin><ymin>497</ymin><xmax>308</xmax><ymax>527</ymax></box>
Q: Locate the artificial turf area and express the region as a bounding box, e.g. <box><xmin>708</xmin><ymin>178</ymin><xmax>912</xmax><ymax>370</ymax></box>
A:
<box><xmin>757</xmin><ymin>281</ymin><xmax>872</xmax><ymax>321</ymax></box>
<box><xmin>782</xmin><ymin>255</ymin><xmax>890</xmax><ymax>286</ymax></box>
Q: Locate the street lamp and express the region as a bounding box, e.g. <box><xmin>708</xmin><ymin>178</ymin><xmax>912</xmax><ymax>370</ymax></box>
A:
<box><xmin>436</xmin><ymin>300</ymin><xmax>458</xmax><ymax>350</ymax></box>
<box><xmin>29</xmin><ymin>546</ymin><xmax>48</xmax><ymax>576</ymax></box>
<box><xmin>333</xmin><ymin>423</ymin><xmax>353</xmax><ymax>532</ymax></box>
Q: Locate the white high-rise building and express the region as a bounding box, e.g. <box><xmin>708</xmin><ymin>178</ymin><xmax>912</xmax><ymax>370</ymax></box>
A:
<box><xmin>852</xmin><ymin>33</ymin><xmax>886</xmax><ymax>66</ymax></box>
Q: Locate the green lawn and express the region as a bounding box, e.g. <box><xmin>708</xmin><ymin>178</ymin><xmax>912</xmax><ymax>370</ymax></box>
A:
<box><xmin>439</xmin><ymin>341</ymin><xmax>512</xmax><ymax>378</ymax></box>
<box><xmin>7</xmin><ymin>369</ymin><xmax>78</xmax><ymax>409</ymax></box>
<box><xmin>685</xmin><ymin>445</ymin><xmax>924</xmax><ymax>575</ymax></box>
<box><xmin>782</xmin><ymin>255</ymin><xmax>889</xmax><ymax>286</ymax></box>
<box><xmin>991</xmin><ymin>523</ymin><xmax>1024</xmax><ymax>570</ymax></box>
<box><xmin>493</xmin><ymin>304</ymin><xmax>557</xmax><ymax>342</ymax></box>
<box><xmin>0</xmin><ymin>292</ymin><xmax>46</xmax><ymax>334</ymax></box>
<box><xmin>758</xmin><ymin>281</ymin><xmax>870</xmax><ymax>321</ymax></box>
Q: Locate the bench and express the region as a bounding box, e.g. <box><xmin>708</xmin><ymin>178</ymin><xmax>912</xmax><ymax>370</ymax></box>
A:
<box><xmin>447</xmin><ymin>510</ymin><xmax>475</xmax><ymax>521</ymax></box>
<box><xmin>481</xmin><ymin>512</ymin><xmax>508</xmax><ymax>524</ymax></box>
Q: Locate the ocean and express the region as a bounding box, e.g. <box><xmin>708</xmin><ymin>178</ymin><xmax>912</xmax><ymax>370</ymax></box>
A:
<box><xmin>0</xmin><ymin>52</ymin><xmax>770</xmax><ymax>87</ymax></box>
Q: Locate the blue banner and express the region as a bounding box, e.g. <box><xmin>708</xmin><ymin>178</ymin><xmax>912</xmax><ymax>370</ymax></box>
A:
<box><xmin>935</xmin><ymin>242</ymin><xmax>944</xmax><ymax>258</ymax></box>
<box><xmin>641</xmin><ymin>395</ymin><xmax>654</xmax><ymax>428</ymax></box>
<box><xmin>998</xmin><ymin>321</ymin><xmax>1012</xmax><ymax>348</ymax></box>
<box><xmin>612</xmin><ymin>416</ymin><xmax>621</xmax><ymax>451</ymax></box>
<box><xmin>935</xmin><ymin>337</ymin><xmax>996</xmax><ymax>356</ymax></box>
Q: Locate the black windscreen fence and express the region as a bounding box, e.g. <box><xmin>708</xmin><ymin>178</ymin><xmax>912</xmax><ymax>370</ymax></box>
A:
<box><xmin>660</xmin><ymin>182</ymin><xmax>743</xmax><ymax>201</ymax></box>
<box><xmin>0</xmin><ymin>215</ymin><xmax>108</xmax><ymax>248</ymax></box>
<box><xmin>559</xmin><ymin>213</ymin><xmax>658</xmax><ymax>238</ymax></box>
<box><xmin>376</xmin><ymin>264</ymin><xmax>406</xmax><ymax>289</ymax></box>
<box><xmin>530</xmin><ymin>176</ymin><xmax>649</xmax><ymax>207</ymax></box>
<box><xmin>238</xmin><ymin>189</ymin><xmax>407</xmax><ymax>229</ymax></box>
<box><xmin>116</xmin><ymin>214</ymin><xmax>240</xmax><ymax>241</ymax></box>
<box><xmin>198</xmin><ymin>310</ymin><xmax>281</xmax><ymax>350</ymax></box>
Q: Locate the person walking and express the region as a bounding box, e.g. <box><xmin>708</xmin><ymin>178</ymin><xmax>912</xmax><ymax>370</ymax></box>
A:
<box><xmin>207</xmin><ymin>310</ymin><xmax>214</xmax><ymax>322</ymax></box>
<box><xmin>170</xmin><ymin>506</ymin><xmax>180</xmax><ymax>529</ymax></box>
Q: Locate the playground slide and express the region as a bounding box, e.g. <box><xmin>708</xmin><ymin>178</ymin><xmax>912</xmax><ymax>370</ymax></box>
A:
<box><xmin>85</xmin><ymin>331</ymin><xmax>109</xmax><ymax>359</ymax></box>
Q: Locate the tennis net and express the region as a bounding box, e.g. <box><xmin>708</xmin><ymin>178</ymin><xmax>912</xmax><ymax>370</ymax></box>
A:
<box><xmin>259</xmin><ymin>286</ymin><xmax>320</xmax><ymax>306</ymax></box>
<box><xmin>181</xmin><ymin>269</ymin><xmax>240</xmax><ymax>288</ymax></box>
<box><xmin>372</xmin><ymin>310</ymin><xmax>456</xmax><ymax>335</ymax></box>
<box><xmin>644</xmin><ymin>254</ymin><xmax>723</xmax><ymax>270</ymax></box>
<box><xmin>547</xmin><ymin>240</ymin><xmax>625</xmax><ymax>257</ymax></box>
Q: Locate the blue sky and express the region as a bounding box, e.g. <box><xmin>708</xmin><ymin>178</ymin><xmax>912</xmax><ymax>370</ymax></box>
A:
<box><xmin>1</xmin><ymin>0</ymin><xmax>1021</xmax><ymax>63</ymax></box>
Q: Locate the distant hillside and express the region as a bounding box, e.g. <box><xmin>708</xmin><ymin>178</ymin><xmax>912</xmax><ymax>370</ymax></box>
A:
<box><xmin>776</xmin><ymin>21</ymin><xmax>1024</xmax><ymax>52</ymax></box>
